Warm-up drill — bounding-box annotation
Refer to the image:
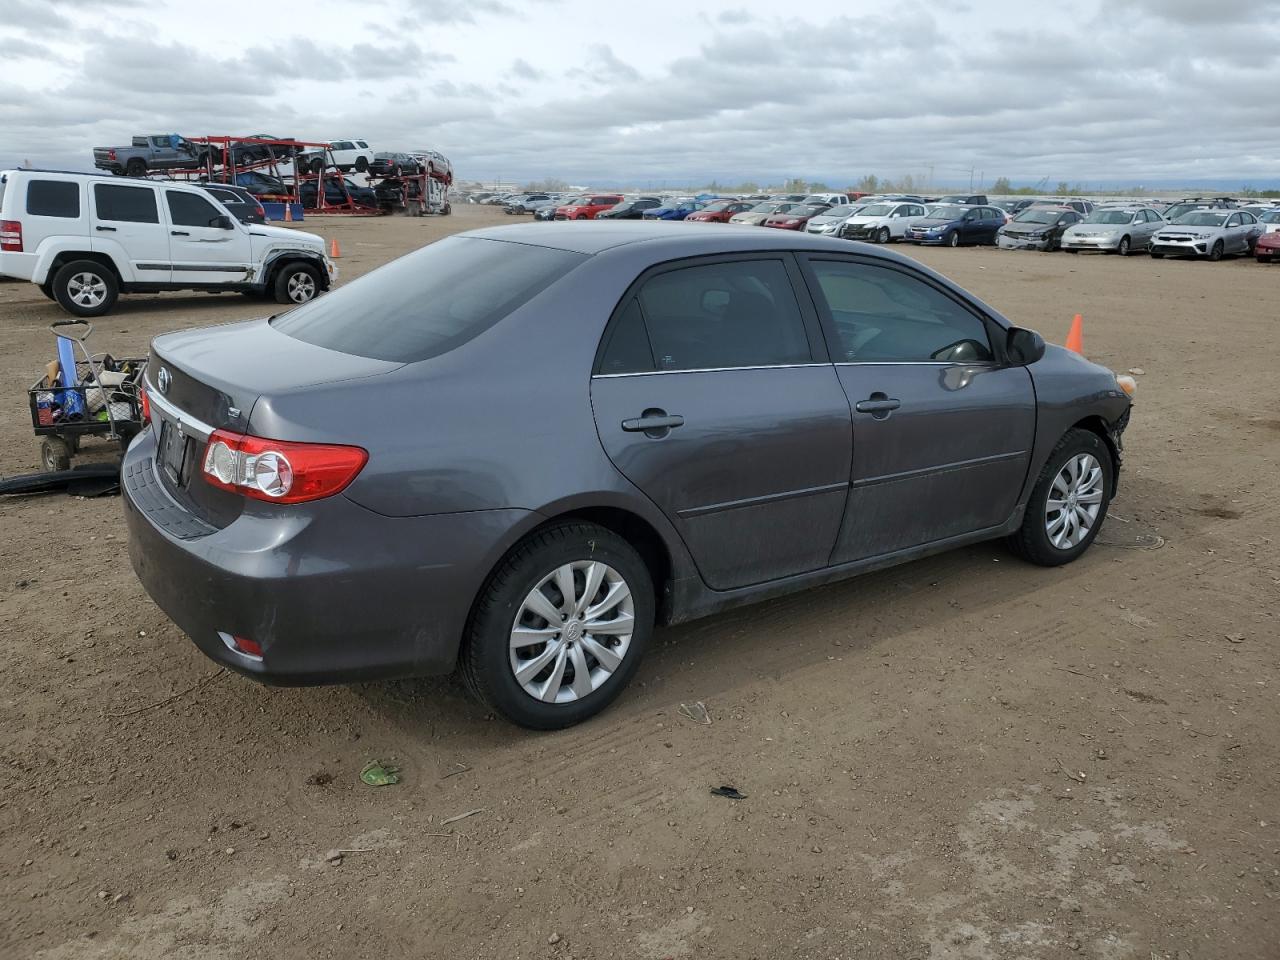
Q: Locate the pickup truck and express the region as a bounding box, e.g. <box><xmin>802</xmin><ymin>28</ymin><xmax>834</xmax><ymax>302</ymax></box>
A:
<box><xmin>93</xmin><ymin>135</ymin><xmax>212</xmax><ymax>177</ymax></box>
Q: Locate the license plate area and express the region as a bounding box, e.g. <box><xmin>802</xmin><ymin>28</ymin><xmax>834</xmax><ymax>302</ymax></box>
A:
<box><xmin>158</xmin><ymin>418</ymin><xmax>190</xmax><ymax>486</ymax></box>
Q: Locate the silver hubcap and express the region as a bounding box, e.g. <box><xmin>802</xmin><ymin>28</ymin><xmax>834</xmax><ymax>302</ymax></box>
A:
<box><xmin>68</xmin><ymin>272</ymin><xmax>106</xmax><ymax>307</ymax></box>
<box><xmin>509</xmin><ymin>561</ymin><xmax>634</xmax><ymax>704</ymax></box>
<box><xmin>287</xmin><ymin>272</ymin><xmax>316</xmax><ymax>302</ymax></box>
<box><xmin>1045</xmin><ymin>453</ymin><xmax>1104</xmax><ymax>549</ymax></box>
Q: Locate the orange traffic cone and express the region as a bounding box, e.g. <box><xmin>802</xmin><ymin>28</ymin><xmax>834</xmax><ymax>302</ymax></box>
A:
<box><xmin>329</xmin><ymin>237</ymin><xmax>341</xmax><ymax>258</ymax></box>
<box><xmin>1065</xmin><ymin>313</ymin><xmax>1084</xmax><ymax>354</ymax></box>
<box><xmin>283</xmin><ymin>201</ymin><xmax>293</xmax><ymax>222</ymax></box>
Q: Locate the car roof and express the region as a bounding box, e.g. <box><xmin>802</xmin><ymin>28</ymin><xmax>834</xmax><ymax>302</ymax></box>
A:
<box><xmin>463</xmin><ymin>220</ymin><xmax>899</xmax><ymax>257</ymax></box>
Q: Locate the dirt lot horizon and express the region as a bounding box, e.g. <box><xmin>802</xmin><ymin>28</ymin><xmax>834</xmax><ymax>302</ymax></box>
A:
<box><xmin>1</xmin><ymin>205</ymin><xmax>1276</xmax><ymax>959</ymax></box>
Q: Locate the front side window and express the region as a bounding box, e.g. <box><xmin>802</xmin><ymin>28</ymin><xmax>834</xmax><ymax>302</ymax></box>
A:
<box><xmin>167</xmin><ymin>190</ymin><xmax>224</xmax><ymax>227</ymax></box>
<box><xmin>94</xmin><ymin>183</ymin><xmax>159</xmax><ymax>223</ymax></box>
<box><xmin>808</xmin><ymin>259</ymin><xmax>993</xmax><ymax>364</ymax></box>
<box><xmin>636</xmin><ymin>260</ymin><xmax>811</xmax><ymax>372</ymax></box>
<box><xmin>26</xmin><ymin>180</ymin><xmax>80</xmax><ymax>218</ymax></box>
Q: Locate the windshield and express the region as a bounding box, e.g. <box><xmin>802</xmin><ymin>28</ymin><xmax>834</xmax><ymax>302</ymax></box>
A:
<box><xmin>858</xmin><ymin>204</ymin><xmax>895</xmax><ymax>217</ymax></box>
<box><xmin>823</xmin><ymin>205</ymin><xmax>856</xmax><ymax>217</ymax></box>
<box><xmin>703</xmin><ymin>200</ymin><xmax>733</xmax><ymax>212</ymax></box>
<box><xmin>794</xmin><ymin>204</ymin><xmax>828</xmax><ymax>216</ymax></box>
<box><xmin>1164</xmin><ymin>204</ymin><xmax>1209</xmax><ymax>220</ymax></box>
<box><xmin>1084</xmin><ymin>210</ymin><xmax>1135</xmax><ymax>224</ymax></box>
<box><xmin>1174</xmin><ymin>212</ymin><xmax>1228</xmax><ymax>227</ymax></box>
<box><xmin>749</xmin><ymin>202</ymin><xmax>782</xmax><ymax>213</ymax></box>
<box><xmin>1260</xmin><ymin>210</ymin><xmax>1280</xmax><ymax>223</ymax></box>
<box><xmin>272</xmin><ymin>237</ymin><xmax>587</xmax><ymax>363</ymax></box>
<box><xmin>1014</xmin><ymin>209</ymin><xmax>1060</xmax><ymax>224</ymax></box>
<box><xmin>925</xmin><ymin>205</ymin><xmax>967</xmax><ymax>220</ymax></box>
<box><xmin>937</xmin><ymin>196</ymin><xmax>971</xmax><ymax>203</ymax></box>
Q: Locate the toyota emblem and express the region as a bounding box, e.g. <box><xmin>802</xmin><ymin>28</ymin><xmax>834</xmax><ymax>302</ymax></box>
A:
<box><xmin>157</xmin><ymin>367</ymin><xmax>171</xmax><ymax>395</ymax></box>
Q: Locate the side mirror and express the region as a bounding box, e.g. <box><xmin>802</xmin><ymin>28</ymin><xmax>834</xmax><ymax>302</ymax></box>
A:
<box><xmin>211</xmin><ymin>214</ymin><xmax>235</xmax><ymax>230</ymax></box>
<box><xmin>1006</xmin><ymin>327</ymin><xmax>1045</xmax><ymax>366</ymax></box>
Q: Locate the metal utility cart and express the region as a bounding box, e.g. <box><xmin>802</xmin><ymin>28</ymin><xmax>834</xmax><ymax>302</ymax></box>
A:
<box><xmin>28</xmin><ymin>320</ymin><xmax>146</xmax><ymax>471</ymax></box>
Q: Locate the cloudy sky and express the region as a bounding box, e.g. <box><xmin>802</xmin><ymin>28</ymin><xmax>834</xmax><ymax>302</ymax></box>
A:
<box><xmin>3</xmin><ymin>0</ymin><xmax>1278</xmax><ymax>189</ymax></box>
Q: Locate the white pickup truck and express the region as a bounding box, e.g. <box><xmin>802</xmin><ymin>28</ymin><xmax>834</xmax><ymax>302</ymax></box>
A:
<box><xmin>0</xmin><ymin>169</ymin><xmax>335</xmax><ymax>317</ymax></box>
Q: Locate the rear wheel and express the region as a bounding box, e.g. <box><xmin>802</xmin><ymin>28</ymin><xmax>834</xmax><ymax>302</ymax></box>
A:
<box><xmin>1208</xmin><ymin>240</ymin><xmax>1224</xmax><ymax>262</ymax></box>
<box><xmin>40</xmin><ymin>437</ymin><xmax>72</xmax><ymax>472</ymax></box>
<box><xmin>355</xmin><ymin>156</ymin><xmax>369</xmax><ymax>173</ymax></box>
<box><xmin>310</xmin><ymin>158</ymin><xmax>324</xmax><ymax>174</ymax></box>
<box><xmin>39</xmin><ymin>281</ymin><xmax>56</xmax><ymax>301</ymax></box>
<box><xmin>125</xmin><ymin>158</ymin><xmax>146</xmax><ymax>178</ymax></box>
<box><xmin>460</xmin><ymin>522</ymin><xmax>654</xmax><ymax>729</ymax></box>
<box><xmin>1116</xmin><ymin>235</ymin><xmax>1131</xmax><ymax>256</ymax></box>
<box><xmin>52</xmin><ymin>260</ymin><xmax>118</xmax><ymax>317</ymax></box>
<box><xmin>272</xmin><ymin>262</ymin><xmax>321</xmax><ymax>305</ymax></box>
<box><xmin>1007</xmin><ymin>429</ymin><xmax>1112</xmax><ymax>567</ymax></box>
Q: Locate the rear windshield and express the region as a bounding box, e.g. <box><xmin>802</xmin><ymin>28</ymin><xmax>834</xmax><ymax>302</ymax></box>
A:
<box><xmin>271</xmin><ymin>236</ymin><xmax>586</xmax><ymax>363</ymax></box>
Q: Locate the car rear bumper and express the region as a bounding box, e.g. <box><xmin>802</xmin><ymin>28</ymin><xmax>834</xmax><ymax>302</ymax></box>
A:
<box><xmin>0</xmin><ymin>251</ymin><xmax>38</xmax><ymax>282</ymax></box>
<box><xmin>122</xmin><ymin>428</ymin><xmax>534</xmax><ymax>685</ymax></box>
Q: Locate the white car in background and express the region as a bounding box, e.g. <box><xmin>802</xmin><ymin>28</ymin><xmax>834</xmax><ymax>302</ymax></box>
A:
<box><xmin>1257</xmin><ymin>209</ymin><xmax>1280</xmax><ymax>234</ymax></box>
<box><xmin>1149</xmin><ymin>209</ymin><xmax>1263</xmax><ymax>261</ymax></box>
<box><xmin>299</xmin><ymin>139</ymin><xmax>374</xmax><ymax>174</ymax></box>
<box><xmin>838</xmin><ymin>201</ymin><xmax>931</xmax><ymax>243</ymax></box>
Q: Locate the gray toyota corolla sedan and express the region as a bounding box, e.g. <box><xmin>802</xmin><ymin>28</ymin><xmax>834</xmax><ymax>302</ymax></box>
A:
<box><xmin>124</xmin><ymin>222</ymin><xmax>1133</xmax><ymax>728</ymax></box>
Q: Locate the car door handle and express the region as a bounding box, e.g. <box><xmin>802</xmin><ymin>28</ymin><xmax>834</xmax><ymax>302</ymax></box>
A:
<box><xmin>855</xmin><ymin>395</ymin><xmax>901</xmax><ymax>419</ymax></box>
<box><xmin>170</xmin><ymin>230</ymin><xmax>189</xmax><ymax>236</ymax></box>
<box><xmin>95</xmin><ymin>225</ymin><xmax>116</xmax><ymax>232</ymax></box>
<box><xmin>622</xmin><ymin>413</ymin><xmax>684</xmax><ymax>433</ymax></box>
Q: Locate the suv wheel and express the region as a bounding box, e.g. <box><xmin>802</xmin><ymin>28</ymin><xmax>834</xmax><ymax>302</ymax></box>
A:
<box><xmin>1007</xmin><ymin>429</ymin><xmax>1113</xmax><ymax>567</ymax></box>
<box><xmin>52</xmin><ymin>260</ymin><xmax>118</xmax><ymax>317</ymax></box>
<box><xmin>355</xmin><ymin>157</ymin><xmax>369</xmax><ymax>173</ymax></box>
<box><xmin>125</xmin><ymin>158</ymin><xmax>147</xmax><ymax>177</ymax></box>
<box><xmin>461</xmin><ymin>522</ymin><xmax>654</xmax><ymax>729</ymax></box>
<box><xmin>272</xmin><ymin>263</ymin><xmax>321</xmax><ymax>305</ymax></box>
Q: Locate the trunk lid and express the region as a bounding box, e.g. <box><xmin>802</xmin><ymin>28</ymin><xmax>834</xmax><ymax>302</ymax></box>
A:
<box><xmin>146</xmin><ymin>318</ymin><xmax>400</xmax><ymax>526</ymax></box>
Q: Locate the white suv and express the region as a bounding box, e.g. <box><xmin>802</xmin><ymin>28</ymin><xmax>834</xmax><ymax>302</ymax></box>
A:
<box><xmin>0</xmin><ymin>169</ymin><xmax>335</xmax><ymax>317</ymax></box>
<box><xmin>300</xmin><ymin>139</ymin><xmax>374</xmax><ymax>174</ymax></box>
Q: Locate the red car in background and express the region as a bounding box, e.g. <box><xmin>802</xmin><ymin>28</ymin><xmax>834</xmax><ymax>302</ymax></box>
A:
<box><xmin>762</xmin><ymin>202</ymin><xmax>831</xmax><ymax>230</ymax></box>
<box><xmin>1256</xmin><ymin>231</ymin><xmax>1280</xmax><ymax>263</ymax></box>
<box><xmin>553</xmin><ymin>194</ymin><xmax>624</xmax><ymax>220</ymax></box>
<box><xmin>684</xmin><ymin>199</ymin><xmax>755</xmax><ymax>223</ymax></box>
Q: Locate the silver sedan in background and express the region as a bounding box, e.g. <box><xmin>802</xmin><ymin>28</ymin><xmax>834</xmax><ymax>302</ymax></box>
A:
<box><xmin>804</xmin><ymin>203</ymin><xmax>865</xmax><ymax>236</ymax></box>
<box><xmin>1150</xmin><ymin>210</ymin><xmax>1262</xmax><ymax>260</ymax></box>
<box><xmin>1061</xmin><ymin>207</ymin><xmax>1166</xmax><ymax>255</ymax></box>
<box><xmin>729</xmin><ymin>200</ymin><xmax>802</xmax><ymax>226</ymax></box>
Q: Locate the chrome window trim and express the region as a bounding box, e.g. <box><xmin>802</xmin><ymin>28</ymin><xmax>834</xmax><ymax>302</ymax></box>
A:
<box><xmin>834</xmin><ymin>360</ymin><xmax>1001</xmax><ymax>367</ymax></box>
<box><xmin>593</xmin><ymin>363</ymin><xmax>828</xmax><ymax>379</ymax></box>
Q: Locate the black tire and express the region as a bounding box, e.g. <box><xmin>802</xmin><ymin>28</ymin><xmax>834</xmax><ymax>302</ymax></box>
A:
<box><xmin>271</xmin><ymin>262</ymin><xmax>322</xmax><ymax>306</ymax></box>
<box><xmin>310</xmin><ymin>158</ymin><xmax>323</xmax><ymax>174</ymax></box>
<box><xmin>441</xmin><ymin>203</ymin><xmax>451</xmax><ymax>216</ymax></box>
<box><xmin>39</xmin><ymin>281</ymin><xmax>56</xmax><ymax>301</ymax></box>
<box><xmin>125</xmin><ymin>158</ymin><xmax>146</xmax><ymax>178</ymax></box>
<box><xmin>1150</xmin><ymin>252</ymin><xmax>1164</xmax><ymax>259</ymax></box>
<box><xmin>1208</xmin><ymin>240</ymin><xmax>1224</xmax><ymax>262</ymax></box>
<box><xmin>460</xmin><ymin>522</ymin><xmax>655</xmax><ymax>729</ymax></box>
<box><xmin>1116</xmin><ymin>235</ymin><xmax>1131</xmax><ymax>256</ymax></box>
<box><xmin>52</xmin><ymin>260</ymin><xmax>119</xmax><ymax>318</ymax></box>
<box><xmin>1007</xmin><ymin>429</ymin><xmax>1113</xmax><ymax>567</ymax></box>
<box><xmin>1257</xmin><ymin>255</ymin><xmax>1272</xmax><ymax>264</ymax></box>
<box><xmin>41</xmin><ymin>437</ymin><xmax>72</xmax><ymax>472</ymax></box>
<box><xmin>947</xmin><ymin>230</ymin><xmax>960</xmax><ymax>247</ymax></box>
<box><xmin>355</xmin><ymin>156</ymin><xmax>369</xmax><ymax>173</ymax></box>
<box><xmin>877</xmin><ymin>226</ymin><xmax>891</xmax><ymax>244</ymax></box>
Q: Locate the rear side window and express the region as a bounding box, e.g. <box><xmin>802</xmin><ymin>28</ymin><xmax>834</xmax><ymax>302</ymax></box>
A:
<box><xmin>808</xmin><ymin>259</ymin><xmax>993</xmax><ymax>364</ymax></box>
<box><xmin>167</xmin><ymin>190</ymin><xmax>223</xmax><ymax>227</ymax></box>
<box><xmin>26</xmin><ymin>180</ymin><xmax>80</xmax><ymax>218</ymax></box>
<box><xmin>94</xmin><ymin>183</ymin><xmax>159</xmax><ymax>223</ymax></box>
<box><xmin>636</xmin><ymin>260</ymin><xmax>811</xmax><ymax>371</ymax></box>
<box><xmin>597</xmin><ymin>299</ymin><xmax>654</xmax><ymax>374</ymax></box>
<box><xmin>272</xmin><ymin>236</ymin><xmax>586</xmax><ymax>363</ymax></box>
<box><xmin>205</xmin><ymin>188</ymin><xmax>237</xmax><ymax>204</ymax></box>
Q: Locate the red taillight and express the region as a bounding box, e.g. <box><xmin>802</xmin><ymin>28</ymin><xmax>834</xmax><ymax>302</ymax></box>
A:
<box><xmin>108</xmin><ymin>149</ymin><xmax>117</xmax><ymax>160</ymax></box>
<box><xmin>0</xmin><ymin>220</ymin><xmax>22</xmax><ymax>252</ymax></box>
<box><xmin>232</xmin><ymin>635</ymin><xmax>262</xmax><ymax>657</ymax></box>
<box><xmin>255</xmin><ymin>201</ymin><xmax>266</xmax><ymax>219</ymax></box>
<box><xmin>201</xmin><ymin>429</ymin><xmax>367</xmax><ymax>504</ymax></box>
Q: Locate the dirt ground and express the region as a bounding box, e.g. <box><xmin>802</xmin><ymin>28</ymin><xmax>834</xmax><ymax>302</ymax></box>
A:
<box><xmin>1</xmin><ymin>205</ymin><xmax>1277</xmax><ymax>960</ymax></box>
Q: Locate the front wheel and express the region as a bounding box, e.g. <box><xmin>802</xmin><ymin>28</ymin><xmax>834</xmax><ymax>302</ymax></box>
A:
<box><xmin>1007</xmin><ymin>429</ymin><xmax>1113</xmax><ymax>567</ymax></box>
<box><xmin>1116</xmin><ymin>236</ymin><xmax>1131</xmax><ymax>256</ymax></box>
<box><xmin>877</xmin><ymin>226</ymin><xmax>891</xmax><ymax>244</ymax></box>
<box><xmin>272</xmin><ymin>262</ymin><xmax>321</xmax><ymax>305</ymax></box>
<box><xmin>1208</xmin><ymin>240</ymin><xmax>1224</xmax><ymax>262</ymax></box>
<box><xmin>41</xmin><ymin>437</ymin><xmax>72</xmax><ymax>472</ymax></box>
<box><xmin>947</xmin><ymin>230</ymin><xmax>960</xmax><ymax>247</ymax></box>
<box><xmin>460</xmin><ymin>522</ymin><xmax>655</xmax><ymax>729</ymax></box>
